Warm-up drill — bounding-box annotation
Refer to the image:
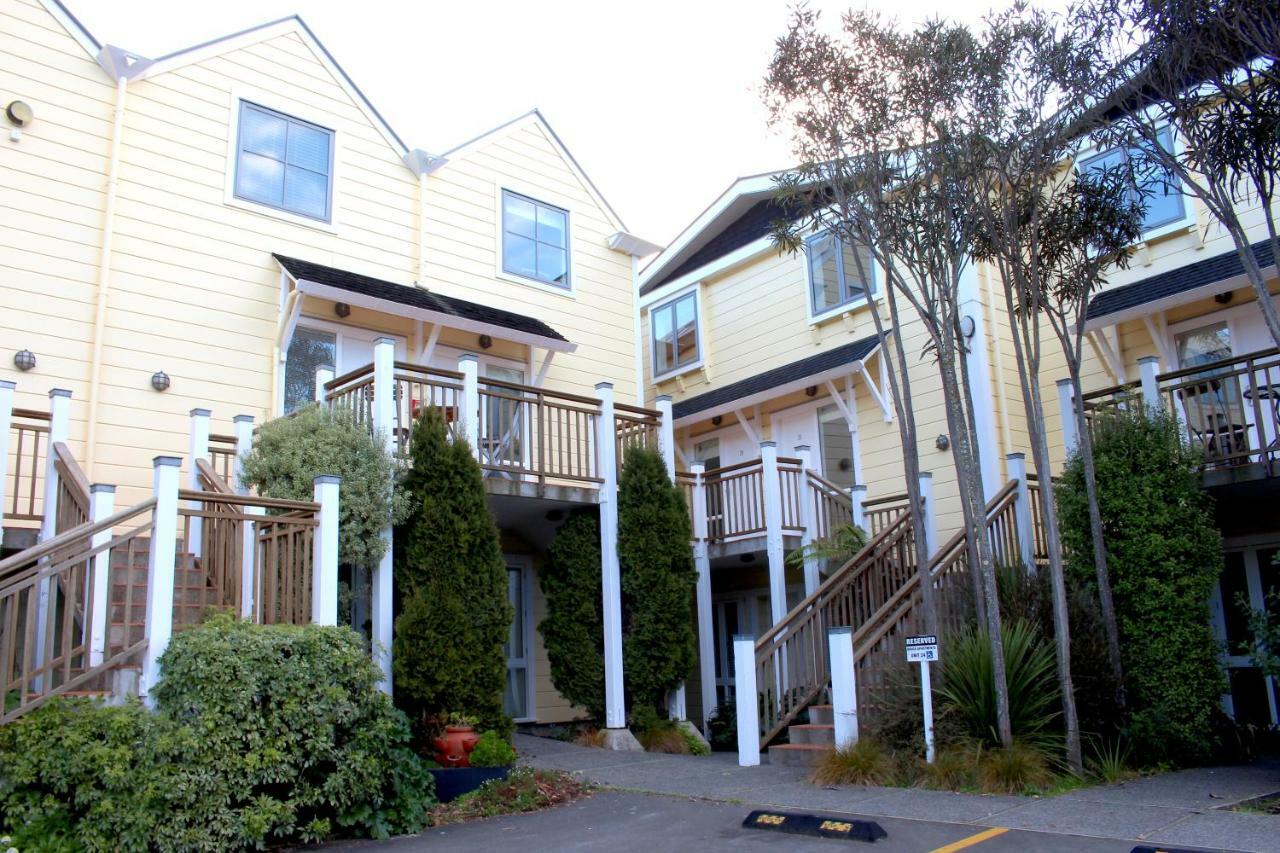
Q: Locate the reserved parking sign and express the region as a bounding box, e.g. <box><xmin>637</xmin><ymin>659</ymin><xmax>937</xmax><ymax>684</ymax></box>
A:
<box><xmin>905</xmin><ymin>634</ymin><xmax>939</xmax><ymax>662</ymax></box>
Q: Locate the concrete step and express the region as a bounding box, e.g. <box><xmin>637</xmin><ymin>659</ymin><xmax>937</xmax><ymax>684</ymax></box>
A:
<box><xmin>787</xmin><ymin>723</ymin><xmax>835</xmax><ymax>746</ymax></box>
<box><xmin>808</xmin><ymin>704</ymin><xmax>834</xmax><ymax>726</ymax></box>
<box><xmin>765</xmin><ymin>743</ymin><xmax>831</xmax><ymax>768</ymax></box>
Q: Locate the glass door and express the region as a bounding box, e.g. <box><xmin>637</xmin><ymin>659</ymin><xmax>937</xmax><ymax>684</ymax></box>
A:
<box><xmin>483</xmin><ymin>365</ymin><xmax>526</xmax><ymax>476</ymax></box>
<box><xmin>503</xmin><ymin>558</ymin><xmax>533</xmax><ymax>721</ymax></box>
<box><xmin>1175</xmin><ymin>322</ymin><xmax>1246</xmax><ymax>462</ymax></box>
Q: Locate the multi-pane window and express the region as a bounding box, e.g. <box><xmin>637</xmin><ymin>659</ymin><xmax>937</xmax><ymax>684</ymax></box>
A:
<box><xmin>652</xmin><ymin>291</ymin><xmax>699</xmax><ymax>376</ymax></box>
<box><xmin>1079</xmin><ymin>126</ymin><xmax>1186</xmax><ymax>234</ymax></box>
<box><xmin>502</xmin><ymin>191</ymin><xmax>569</xmax><ymax>287</ymax></box>
<box><xmin>806</xmin><ymin>233</ymin><xmax>876</xmax><ymax>315</ymax></box>
<box><xmin>235</xmin><ymin>101</ymin><xmax>334</xmax><ymax>221</ymax></box>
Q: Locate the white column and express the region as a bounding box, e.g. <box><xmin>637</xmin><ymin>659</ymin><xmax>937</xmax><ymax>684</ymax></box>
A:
<box><xmin>734</xmin><ymin>634</ymin><xmax>760</xmax><ymax>766</ymax></box>
<box><xmin>656</xmin><ymin>395</ymin><xmax>676</xmax><ymax>482</ymax></box>
<box><xmin>691</xmin><ymin>463</ymin><xmax>717</xmax><ymax>729</ymax></box>
<box><xmin>919</xmin><ymin>472</ymin><xmax>937</xmax><ymax>559</ymax></box>
<box><xmin>667</xmin><ymin>685</ymin><xmax>687</xmax><ymax>722</ymax></box>
<box><xmin>241</xmin><ymin>504</ymin><xmax>262</xmax><ymax>621</ymax></box>
<box><xmin>1057</xmin><ymin>379</ymin><xmax>1078</xmax><ymax>457</ymax></box>
<box><xmin>38</xmin><ymin>388</ymin><xmax>72</xmax><ymax>543</ymax></box>
<box><xmin>372</xmin><ymin>338</ymin><xmax>398</xmax><ymax>694</ymax></box>
<box><xmin>1007</xmin><ymin>453</ymin><xmax>1036</xmax><ymax>572</ymax></box>
<box><xmin>596</xmin><ymin>382</ymin><xmax>626</xmax><ymax>730</ymax></box>
<box><xmin>795</xmin><ymin>445</ymin><xmax>820</xmax><ymax>596</ymax></box>
<box><xmin>232</xmin><ymin>415</ymin><xmax>254</xmax><ymax>496</ymax></box>
<box><xmin>760</xmin><ymin>442</ymin><xmax>787</xmax><ymax>626</ymax></box>
<box><xmin>458</xmin><ymin>354</ymin><xmax>481</xmax><ymax>461</ymax></box>
<box><xmin>0</xmin><ymin>380</ymin><xmax>14</xmax><ymax>543</ymax></box>
<box><xmin>311</xmin><ymin>474</ymin><xmax>341</xmax><ymax>626</ymax></box>
<box><xmin>847</xmin><ymin>403</ymin><xmax>864</xmax><ymax>487</ymax></box>
<box><xmin>187</xmin><ymin>408</ymin><xmax>210</xmax><ymax>561</ymax></box>
<box><xmin>828</xmin><ymin>626</ymin><xmax>858</xmax><ymax>749</ymax></box>
<box><xmin>850</xmin><ymin>484</ymin><xmax>867</xmax><ymax>531</ymax></box>
<box><xmin>87</xmin><ymin>483</ymin><xmax>115</xmax><ymax>667</ymax></box>
<box><xmin>1138</xmin><ymin>356</ymin><xmax>1160</xmax><ymax>412</ymax></box>
<box><xmin>315</xmin><ymin>363</ymin><xmax>335</xmax><ymax>404</ymax></box>
<box><xmin>958</xmin><ymin>264</ymin><xmax>1001</xmax><ymax>502</ymax></box>
<box><xmin>141</xmin><ymin>456</ymin><xmax>181</xmax><ymax>703</ymax></box>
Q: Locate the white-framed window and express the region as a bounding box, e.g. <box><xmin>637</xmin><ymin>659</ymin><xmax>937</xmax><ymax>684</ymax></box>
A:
<box><xmin>502</xmin><ymin>190</ymin><xmax>569</xmax><ymax>288</ymax></box>
<box><xmin>806</xmin><ymin>232</ymin><xmax>876</xmax><ymax>317</ymax></box>
<box><xmin>651</xmin><ymin>290</ymin><xmax>701</xmax><ymax>377</ymax></box>
<box><xmin>1078</xmin><ymin>126</ymin><xmax>1187</xmax><ymax>237</ymax></box>
<box><xmin>234</xmin><ymin>101</ymin><xmax>334</xmax><ymax>222</ymax></box>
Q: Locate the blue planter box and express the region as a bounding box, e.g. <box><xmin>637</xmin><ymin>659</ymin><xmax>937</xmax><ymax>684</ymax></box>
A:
<box><xmin>429</xmin><ymin>765</ymin><xmax>510</xmax><ymax>803</ymax></box>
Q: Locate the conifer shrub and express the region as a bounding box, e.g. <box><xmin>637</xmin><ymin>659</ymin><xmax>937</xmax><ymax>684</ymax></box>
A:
<box><xmin>540</xmin><ymin>510</ymin><xmax>606</xmax><ymax>720</ymax></box>
<box><xmin>1057</xmin><ymin>407</ymin><xmax>1225</xmax><ymax>764</ymax></box>
<box><xmin>393</xmin><ymin>407</ymin><xmax>512</xmax><ymax>738</ymax></box>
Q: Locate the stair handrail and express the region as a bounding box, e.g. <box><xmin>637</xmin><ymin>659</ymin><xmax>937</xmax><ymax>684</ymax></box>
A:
<box><xmin>0</xmin><ymin>498</ymin><xmax>156</xmax><ymax>587</ymax></box>
<box><xmin>51</xmin><ymin>441</ymin><xmax>91</xmax><ymax>534</ymax></box>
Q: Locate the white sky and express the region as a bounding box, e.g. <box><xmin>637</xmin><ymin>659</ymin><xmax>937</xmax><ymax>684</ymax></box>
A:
<box><xmin>74</xmin><ymin>1</ymin><xmax>1051</xmax><ymax>246</ymax></box>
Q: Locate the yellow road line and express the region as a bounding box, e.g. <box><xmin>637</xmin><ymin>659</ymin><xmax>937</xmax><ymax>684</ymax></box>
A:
<box><xmin>929</xmin><ymin>827</ymin><xmax>1010</xmax><ymax>853</ymax></box>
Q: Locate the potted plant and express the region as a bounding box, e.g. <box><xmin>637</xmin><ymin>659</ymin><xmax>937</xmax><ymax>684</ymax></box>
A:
<box><xmin>428</xmin><ymin>730</ymin><xmax>518</xmax><ymax>803</ymax></box>
<box><xmin>432</xmin><ymin>712</ymin><xmax>480</xmax><ymax>768</ymax></box>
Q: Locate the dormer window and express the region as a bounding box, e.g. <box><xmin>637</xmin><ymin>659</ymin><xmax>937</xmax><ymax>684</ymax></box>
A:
<box><xmin>234</xmin><ymin>101</ymin><xmax>334</xmax><ymax>222</ymax></box>
<box><xmin>806</xmin><ymin>232</ymin><xmax>876</xmax><ymax>316</ymax></box>
<box><xmin>1078</xmin><ymin>126</ymin><xmax>1186</xmax><ymax>236</ymax></box>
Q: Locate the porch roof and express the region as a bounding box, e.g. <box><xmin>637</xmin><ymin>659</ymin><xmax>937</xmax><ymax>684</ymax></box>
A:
<box><xmin>1084</xmin><ymin>239</ymin><xmax>1275</xmax><ymax>331</ymax></box>
<box><xmin>273</xmin><ymin>254</ymin><xmax>575</xmax><ymax>352</ymax></box>
<box><xmin>671</xmin><ymin>333</ymin><xmax>882</xmax><ymax>422</ymax></box>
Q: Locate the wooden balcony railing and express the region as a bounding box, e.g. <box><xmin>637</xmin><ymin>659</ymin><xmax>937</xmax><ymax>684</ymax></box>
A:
<box><xmin>6</xmin><ymin>408</ymin><xmax>49</xmax><ymax>526</ymax></box>
<box><xmin>208</xmin><ymin>433</ymin><xmax>238</xmax><ymax>487</ymax></box>
<box><xmin>704</xmin><ymin>459</ymin><xmax>767</xmax><ymax>541</ymax></box>
<box><xmin>807</xmin><ymin>471</ymin><xmax>855</xmax><ymax>541</ymax></box>
<box><xmin>862</xmin><ymin>492</ymin><xmax>911</xmax><ymax>538</ymax></box>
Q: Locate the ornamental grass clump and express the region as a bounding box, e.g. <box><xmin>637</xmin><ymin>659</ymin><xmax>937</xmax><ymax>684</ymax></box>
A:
<box><xmin>978</xmin><ymin>743</ymin><xmax>1054</xmax><ymax>794</ymax></box>
<box><xmin>810</xmin><ymin>738</ymin><xmax>896</xmax><ymax>786</ymax></box>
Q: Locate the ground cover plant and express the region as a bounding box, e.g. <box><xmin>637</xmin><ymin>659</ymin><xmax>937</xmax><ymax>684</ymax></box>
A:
<box><xmin>426</xmin><ymin>768</ymin><xmax>589</xmax><ymax>826</ymax></box>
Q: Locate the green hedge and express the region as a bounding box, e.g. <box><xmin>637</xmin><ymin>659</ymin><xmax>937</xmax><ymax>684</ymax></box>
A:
<box><xmin>0</xmin><ymin>616</ymin><xmax>434</xmax><ymax>851</ymax></box>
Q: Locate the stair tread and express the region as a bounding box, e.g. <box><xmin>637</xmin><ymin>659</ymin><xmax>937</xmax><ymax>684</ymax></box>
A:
<box><xmin>770</xmin><ymin>743</ymin><xmax>831</xmax><ymax>752</ymax></box>
<box><xmin>789</xmin><ymin>724</ymin><xmax>834</xmax><ymax>731</ymax></box>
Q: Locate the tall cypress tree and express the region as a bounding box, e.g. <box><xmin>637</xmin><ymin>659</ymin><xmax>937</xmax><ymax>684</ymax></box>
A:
<box><xmin>540</xmin><ymin>511</ymin><xmax>606</xmax><ymax>720</ymax></box>
<box><xmin>393</xmin><ymin>407</ymin><xmax>512</xmax><ymax>736</ymax></box>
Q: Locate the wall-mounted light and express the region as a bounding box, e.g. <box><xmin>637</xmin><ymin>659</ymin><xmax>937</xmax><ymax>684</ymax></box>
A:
<box><xmin>960</xmin><ymin>316</ymin><xmax>977</xmax><ymax>339</ymax></box>
<box><xmin>478</xmin><ymin>334</ymin><xmax>493</xmax><ymax>350</ymax></box>
<box><xmin>805</xmin><ymin>385</ymin><xmax>818</xmax><ymax>397</ymax></box>
<box><xmin>711</xmin><ymin>415</ymin><xmax>723</xmax><ymax>427</ymax></box>
<box><xmin>151</xmin><ymin>371</ymin><xmax>171</xmax><ymax>392</ymax></box>
<box><xmin>1214</xmin><ymin>291</ymin><xmax>1233</xmax><ymax>305</ymax></box>
<box><xmin>935</xmin><ymin>434</ymin><xmax>950</xmax><ymax>451</ymax></box>
<box><xmin>334</xmin><ymin>302</ymin><xmax>351</xmax><ymax>318</ymax></box>
<box><xmin>6</xmin><ymin>100</ymin><xmax>32</xmax><ymax>142</ymax></box>
<box><xmin>838</xmin><ymin>457</ymin><xmax>851</xmax><ymax>472</ymax></box>
<box><xmin>13</xmin><ymin>349</ymin><xmax>36</xmax><ymax>371</ymax></box>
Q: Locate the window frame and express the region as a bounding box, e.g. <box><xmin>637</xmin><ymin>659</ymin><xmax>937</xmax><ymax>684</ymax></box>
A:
<box><xmin>650</xmin><ymin>286</ymin><xmax>704</xmax><ymax>382</ymax></box>
<box><xmin>804</xmin><ymin>231</ymin><xmax>879</xmax><ymax>323</ymax></box>
<box><xmin>499</xmin><ymin>189</ymin><xmax>572</xmax><ymax>292</ymax></box>
<box><xmin>1075</xmin><ymin>125</ymin><xmax>1194</xmax><ymax>243</ymax></box>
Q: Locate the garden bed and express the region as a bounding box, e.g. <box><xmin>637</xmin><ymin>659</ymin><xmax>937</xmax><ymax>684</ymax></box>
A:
<box><xmin>427</xmin><ymin>768</ymin><xmax>589</xmax><ymax>826</ymax></box>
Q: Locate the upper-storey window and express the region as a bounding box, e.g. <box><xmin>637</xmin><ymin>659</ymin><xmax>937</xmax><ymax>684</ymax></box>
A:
<box><xmin>502</xmin><ymin>190</ymin><xmax>569</xmax><ymax>288</ymax></box>
<box><xmin>235</xmin><ymin>101</ymin><xmax>334</xmax><ymax>222</ymax></box>
<box><xmin>652</xmin><ymin>291</ymin><xmax>699</xmax><ymax>376</ymax></box>
<box><xmin>1078</xmin><ymin>126</ymin><xmax>1185</xmax><ymax>236</ymax></box>
<box><xmin>806</xmin><ymin>232</ymin><xmax>876</xmax><ymax>316</ymax></box>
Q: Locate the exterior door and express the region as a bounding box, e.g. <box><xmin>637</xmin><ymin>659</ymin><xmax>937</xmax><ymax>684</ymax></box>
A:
<box><xmin>1213</xmin><ymin>543</ymin><xmax>1279</xmax><ymax>727</ymax></box>
<box><xmin>771</xmin><ymin>405</ymin><xmax>819</xmax><ymax>460</ymax></box>
<box><xmin>1175</xmin><ymin>321</ymin><xmax>1247</xmax><ymax>461</ymax></box>
<box><xmin>503</xmin><ymin>557</ymin><xmax>534</xmax><ymax>722</ymax></box>
<box><xmin>281</xmin><ymin>321</ymin><xmax>405</xmax><ymax>413</ymax></box>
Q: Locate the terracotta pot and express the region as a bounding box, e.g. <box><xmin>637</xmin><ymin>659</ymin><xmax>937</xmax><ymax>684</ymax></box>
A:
<box><xmin>432</xmin><ymin>724</ymin><xmax>480</xmax><ymax>768</ymax></box>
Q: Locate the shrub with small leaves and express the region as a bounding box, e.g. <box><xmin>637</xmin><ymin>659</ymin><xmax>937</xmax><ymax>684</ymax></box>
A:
<box><xmin>469</xmin><ymin>731</ymin><xmax>517</xmax><ymax>768</ymax></box>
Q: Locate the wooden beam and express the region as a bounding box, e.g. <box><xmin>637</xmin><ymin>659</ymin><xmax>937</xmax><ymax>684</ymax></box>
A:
<box><xmin>823</xmin><ymin>379</ymin><xmax>856</xmax><ymax>427</ymax></box>
<box><xmin>533</xmin><ymin>349</ymin><xmax>556</xmax><ymax>387</ymax></box>
<box><xmin>417</xmin><ymin>322</ymin><xmax>441</xmax><ymax>365</ymax></box>
<box><xmin>1142</xmin><ymin>312</ymin><xmax>1176</xmax><ymax>369</ymax></box>
<box><xmin>1088</xmin><ymin>328</ymin><xmax>1126</xmax><ymax>384</ymax></box>
<box><xmin>857</xmin><ymin>362</ymin><xmax>892</xmax><ymax>421</ymax></box>
<box><xmin>734</xmin><ymin>409</ymin><xmax>760</xmax><ymax>445</ymax></box>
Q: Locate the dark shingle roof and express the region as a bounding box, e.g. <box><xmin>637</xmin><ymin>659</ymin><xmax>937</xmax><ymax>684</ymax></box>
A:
<box><xmin>273</xmin><ymin>254</ymin><xmax>568</xmax><ymax>343</ymax></box>
<box><xmin>642</xmin><ymin>199</ymin><xmax>793</xmax><ymax>295</ymax></box>
<box><xmin>671</xmin><ymin>334</ymin><xmax>883</xmax><ymax>420</ymax></box>
<box><xmin>1086</xmin><ymin>239</ymin><xmax>1275</xmax><ymax>322</ymax></box>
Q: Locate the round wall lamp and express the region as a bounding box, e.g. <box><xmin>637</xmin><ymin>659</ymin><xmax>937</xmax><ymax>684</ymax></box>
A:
<box><xmin>151</xmin><ymin>371</ymin><xmax>171</xmax><ymax>392</ymax></box>
<box><xmin>6</xmin><ymin>100</ymin><xmax>33</xmax><ymax>127</ymax></box>
<box><xmin>478</xmin><ymin>334</ymin><xmax>493</xmax><ymax>350</ymax></box>
<box><xmin>1213</xmin><ymin>291</ymin><xmax>1233</xmax><ymax>305</ymax></box>
<box><xmin>711</xmin><ymin>415</ymin><xmax>723</xmax><ymax>427</ymax></box>
<box><xmin>960</xmin><ymin>316</ymin><xmax>977</xmax><ymax>339</ymax></box>
<box><xmin>334</xmin><ymin>302</ymin><xmax>351</xmax><ymax>318</ymax></box>
<box><xmin>838</xmin><ymin>457</ymin><xmax>852</xmax><ymax>472</ymax></box>
<box><xmin>13</xmin><ymin>349</ymin><xmax>36</xmax><ymax>371</ymax></box>
<box><xmin>935</xmin><ymin>434</ymin><xmax>950</xmax><ymax>451</ymax></box>
<box><xmin>805</xmin><ymin>385</ymin><xmax>818</xmax><ymax>397</ymax></box>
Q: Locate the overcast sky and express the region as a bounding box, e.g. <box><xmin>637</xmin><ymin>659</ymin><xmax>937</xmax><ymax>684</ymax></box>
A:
<box><xmin>75</xmin><ymin>0</ymin><xmax>1058</xmax><ymax>246</ymax></box>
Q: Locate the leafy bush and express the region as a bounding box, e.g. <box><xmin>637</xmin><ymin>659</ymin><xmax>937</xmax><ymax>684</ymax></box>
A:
<box><xmin>705</xmin><ymin>701</ymin><xmax>737</xmax><ymax>751</ymax></box>
<box><xmin>978</xmin><ymin>743</ymin><xmax>1053</xmax><ymax>794</ymax></box>
<box><xmin>241</xmin><ymin>405</ymin><xmax>409</xmax><ymax>571</ymax></box>
<box><xmin>810</xmin><ymin>738</ymin><xmax>896</xmax><ymax>786</ymax></box>
<box><xmin>618</xmin><ymin>447</ymin><xmax>698</xmax><ymax>713</ymax></box>
<box><xmin>680</xmin><ymin>725</ymin><xmax>712</xmax><ymax>756</ymax></box>
<box><xmin>469</xmin><ymin>732</ymin><xmax>517</xmax><ymax>768</ymax></box>
<box><xmin>540</xmin><ymin>511</ymin><xmax>605</xmax><ymax>720</ymax></box>
<box><xmin>393</xmin><ymin>407</ymin><xmax>512</xmax><ymax>738</ymax></box>
<box><xmin>938</xmin><ymin>619</ymin><xmax>1060</xmax><ymax>749</ymax></box>
<box><xmin>1057</xmin><ymin>407</ymin><xmax>1225</xmax><ymax>764</ymax></box>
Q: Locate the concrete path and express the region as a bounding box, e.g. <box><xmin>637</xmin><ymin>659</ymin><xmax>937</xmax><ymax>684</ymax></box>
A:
<box><xmin>513</xmin><ymin>734</ymin><xmax>1280</xmax><ymax>852</ymax></box>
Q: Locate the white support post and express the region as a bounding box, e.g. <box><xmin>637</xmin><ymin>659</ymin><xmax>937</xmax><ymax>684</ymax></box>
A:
<box><xmin>315</xmin><ymin>363</ymin><xmax>335</xmax><ymax>404</ymax></box>
<box><xmin>1007</xmin><ymin>453</ymin><xmax>1036</xmax><ymax>573</ymax></box>
<box><xmin>311</xmin><ymin>475</ymin><xmax>341</xmax><ymax>626</ymax></box>
<box><xmin>828</xmin><ymin>626</ymin><xmax>858</xmax><ymax>749</ymax></box>
<box><xmin>760</xmin><ymin>441</ymin><xmax>787</xmax><ymax>626</ymax></box>
<box><xmin>656</xmin><ymin>395</ymin><xmax>676</xmax><ymax>482</ymax></box>
<box><xmin>187</xmin><ymin>408</ymin><xmax>210</xmax><ymax>561</ymax></box>
<box><xmin>1056</xmin><ymin>379</ymin><xmax>1078</xmax><ymax>457</ymax></box>
<box><xmin>87</xmin><ymin>484</ymin><xmax>115</xmax><ymax>667</ymax></box>
<box><xmin>0</xmin><ymin>380</ymin><xmax>14</xmax><ymax>544</ymax></box>
<box><xmin>691</xmin><ymin>463</ymin><xmax>717</xmax><ymax>730</ymax></box>
<box><xmin>241</xmin><ymin>504</ymin><xmax>262</xmax><ymax>620</ymax></box>
<box><xmin>919</xmin><ymin>472</ymin><xmax>937</xmax><ymax>559</ymax></box>
<box><xmin>850</xmin><ymin>484</ymin><xmax>867</xmax><ymax>531</ymax></box>
<box><xmin>596</xmin><ymin>382</ymin><xmax>627</xmax><ymax>732</ymax></box>
<box><xmin>38</xmin><ymin>389</ymin><xmax>72</xmax><ymax>543</ymax></box>
<box><xmin>734</xmin><ymin>634</ymin><xmax>760</xmax><ymax>766</ymax></box>
<box><xmin>372</xmin><ymin>338</ymin><xmax>398</xmax><ymax>694</ymax></box>
<box><xmin>458</xmin><ymin>354</ymin><xmax>481</xmax><ymax>461</ymax></box>
<box><xmin>795</xmin><ymin>445</ymin><xmax>820</xmax><ymax>596</ymax></box>
<box><xmin>141</xmin><ymin>456</ymin><xmax>181</xmax><ymax>703</ymax></box>
<box><xmin>667</xmin><ymin>685</ymin><xmax>687</xmax><ymax>722</ymax></box>
<box><xmin>233</xmin><ymin>415</ymin><xmax>254</xmax><ymax>496</ymax></box>
<box><xmin>1138</xmin><ymin>356</ymin><xmax>1161</xmax><ymax>413</ymax></box>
